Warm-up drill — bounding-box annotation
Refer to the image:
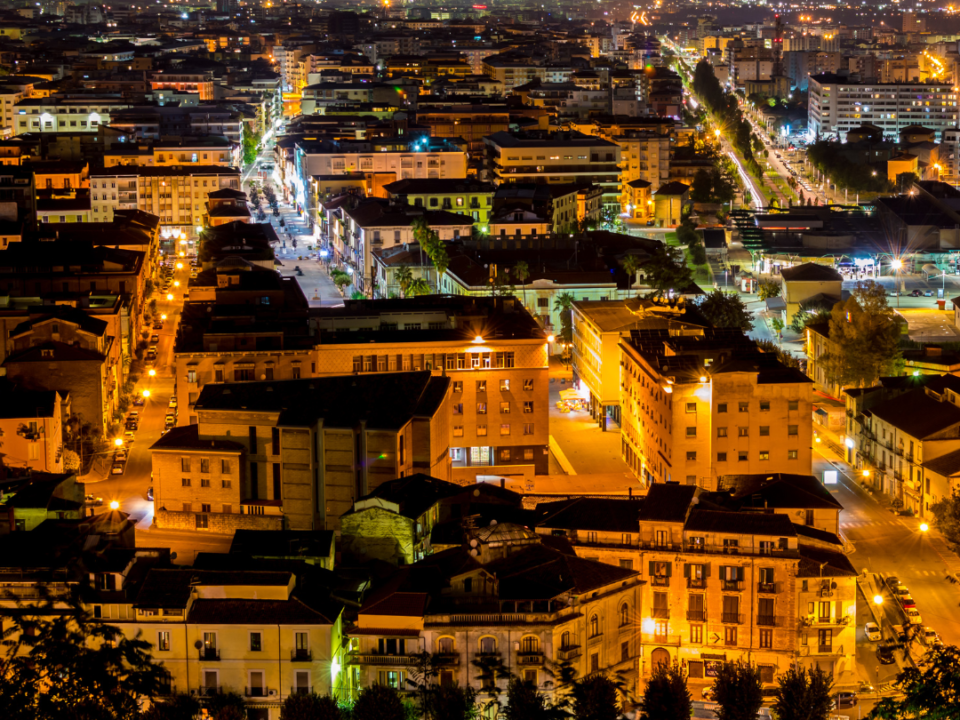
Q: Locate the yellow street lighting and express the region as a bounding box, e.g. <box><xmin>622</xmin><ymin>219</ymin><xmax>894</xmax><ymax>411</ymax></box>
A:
<box><xmin>148</xmin><ymin>369</ymin><xmax>156</xmax><ymax>377</ymax></box>
<box><xmin>176</xmin><ymin>262</ymin><xmax>183</xmax><ymax>269</ymax></box>
<box><xmin>166</xmin><ymin>293</ymin><xmax>174</xmax><ymax>301</ymax></box>
<box><xmin>173</xmin><ymin>281</ymin><xmax>180</xmax><ymax>288</ymax></box>
<box><xmin>161</xmin><ymin>314</ymin><xmax>167</xmax><ymax>321</ymax></box>
<box><xmin>891</xmin><ymin>259</ymin><xmax>903</xmax><ymax>271</ymax></box>
<box><xmin>862</xmin><ymin>469</ymin><xmax>870</xmax><ymax>478</ymax></box>
<box><xmin>114</xmin><ymin>438</ymin><xmax>123</xmax><ymax>447</ymax></box>
<box><xmin>142</xmin><ymin>389</ymin><xmax>151</xmax><ymax>398</ymax></box>
<box><xmin>920</xmin><ymin>523</ymin><xmax>929</xmax><ymax>532</ymax></box>
<box><xmin>109</xmin><ymin>500</ymin><xmax>120</xmax><ymax>510</ymax></box>
<box><xmin>714</xmin><ymin>129</ymin><xmax>721</xmax><ymax>138</ymax></box>
<box><xmin>873</xmin><ymin>595</ymin><xmax>883</xmax><ymax>606</ymax></box>
<box><xmin>179</xmin><ymin>251</ymin><xmax>185</xmax><ymax>257</ymax></box>
<box><xmin>547</xmin><ymin>334</ymin><xmax>555</xmax><ymax>342</ymax></box>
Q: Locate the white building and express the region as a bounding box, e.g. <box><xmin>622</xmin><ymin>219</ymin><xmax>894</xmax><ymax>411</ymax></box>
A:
<box><xmin>13</xmin><ymin>96</ymin><xmax>134</xmax><ymax>134</ymax></box>
<box><xmin>808</xmin><ymin>73</ymin><xmax>958</xmax><ymax>141</ymax></box>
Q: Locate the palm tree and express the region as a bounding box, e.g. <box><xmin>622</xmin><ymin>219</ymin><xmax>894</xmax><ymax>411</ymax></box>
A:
<box><xmin>554</xmin><ymin>291</ymin><xmax>575</xmax><ymax>345</ymax></box>
<box><xmin>619</xmin><ymin>255</ymin><xmax>641</xmax><ymax>289</ymax></box>
<box><xmin>406</xmin><ymin>277</ymin><xmax>431</xmax><ymax>297</ymax></box>
<box><xmin>514</xmin><ymin>260</ymin><xmax>530</xmax><ymax>308</ymax></box>
<box><xmin>395</xmin><ymin>265</ymin><xmax>413</xmax><ymax>297</ymax></box>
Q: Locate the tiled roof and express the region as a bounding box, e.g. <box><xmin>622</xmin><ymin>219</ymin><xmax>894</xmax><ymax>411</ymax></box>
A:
<box><xmin>534</xmin><ymin>497</ymin><xmax>643</xmax><ymax>532</ymax></box>
<box><xmin>684</xmin><ymin>508</ymin><xmax>797</xmax><ymax>537</ymax></box>
<box><xmin>188</xmin><ymin>597</ymin><xmax>333</xmax><ymax>624</ymax></box>
<box><xmin>868</xmin><ymin>388</ymin><xmax>960</xmax><ymax>439</ymax></box>
<box><xmin>637</xmin><ymin>483</ymin><xmax>698</xmax><ymax>523</ymax></box>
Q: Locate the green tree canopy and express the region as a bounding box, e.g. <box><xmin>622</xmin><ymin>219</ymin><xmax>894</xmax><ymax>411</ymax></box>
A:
<box><xmin>871</xmin><ymin>645</ymin><xmax>960</xmax><ymax>720</ymax></box>
<box><xmin>0</xmin><ymin>589</ymin><xmax>169</xmax><ymax>720</ymax></box>
<box><xmin>758</xmin><ymin>280</ymin><xmax>781</xmax><ymax>300</ymax></box>
<box><xmin>412</xmin><ymin>216</ymin><xmax>449</xmax><ymax>292</ymax></box>
<box><xmin>572</xmin><ymin>673</ymin><xmax>622</xmax><ymax>720</ymax></box>
<box><xmin>279</xmin><ymin>693</ymin><xmax>344</xmax><ymax>720</ymax></box>
<box><xmin>352</xmin><ymin>685</ymin><xmax>408</xmax><ymax>720</ymax></box>
<box><xmin>930</xmin><ymin>490</ymin><xmax>960</xmax><ymax>549</ymax></box>
<box><xmin>712</xmin><ymin>661</ymin><xmax>763</xmax><ymax>720</ymax></box>
<box><xmin>772</xmin><ymin>665</ymin><xmax>833</xmax><ymax>720</ymax></box>
<box><xmin>644</xmin><ymin>243</ymin><xmax>694</xmax><ymax>299</ymax></box>
<box><xmin>394</xmin><ymin>265</ymin><xmax>414</xmax><ymax>296</ymax></box>
<box><xmin>820</xmin><ymin>280</ymin><xmax>903</xmax><ymax>388</ymax></box>
<box><xmin>504</xmin><ymin>678</ymin><xmax>552</xmax><ymax>720</ymax></box>
<box><xmin>639</xmin><ymin>661</ymin><xmax>691</xmax><ymax>720</ymax></box>
<box><xmin>696</xmin><ymin>289</ymin><xmax>753</xmax><ymax>330</ymax></box>
<box><xmin>406</xmin><ymin>277</ymin><xmax>432</xmax><ymax>297</ymax></box>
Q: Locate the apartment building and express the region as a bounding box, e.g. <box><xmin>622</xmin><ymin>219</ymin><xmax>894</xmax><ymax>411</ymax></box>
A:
<box><xmin>89</xmin><ymin>165</ymin><xmax>241</xmax><ymax>235</ymax></box>
<box><xmin>534</xmin><ymin>482</ymin><xmax>857</xmax><ymax>692</ymax></box>
<box><xmin>616</xmin><ymin>130</ymin><xmax>672</xmax><ymax>215</ymax></box>
<box><xmin>619</xmin><ymin>329</ymin><xmax>814</xmax><ymax>488</ymax></box>
<box><xmin>12</xmin><ymin>95</ymin><xmax>133</xmax><ymax>134</ymax></box>
<box><xmin>483</xmin><ymin>130</ymin><xmax>622</xmax><ymax>207</ymax></box>
<box><xmin>382</xmin><ymin>178</ymin><xmax>495</xmax><ymax>224</ymax></box>
<box><xmin>0</xmin><ymin>386</ymin><xmax>65</xmax><ymax>474</ymax></box>
<box><xmin>346</xmin><ymin>520</ymin><xmax>643</xmax><ymax>703</ymax></box>
<box><xmin>571</xmin><ymin>298</ymin><xmax>708</xmax><ymax>430</ymax></box>
<box><xmin>808</xmin><ymin>73</ymin><xmax>959</xmax><ymax>141</ymax></box>
<box><xmin>0</xmin><ymin>76</ymin><xmax>43</xmax><ymax>137</ymax></box>
<box><xmin>148</xmin><ymin>71</ymin><xmax>215</xmax><ymax>101</ymax></box>
<box><xmin>153</xmin><ymin>371</ymin><xmax>450</xmax><ymax>535</ymax></box>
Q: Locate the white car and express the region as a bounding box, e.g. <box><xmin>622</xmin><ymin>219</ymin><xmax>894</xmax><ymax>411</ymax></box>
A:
<box><xmin>864</xmin><ymin>622</ymin><xmax>881</xmax><ymax>641</ymax></box>
<box><xmin>169</xmin><ymin>397</ymin><xmax>178</xmax><ymax>408</ymax></box>
<box><xmin>921</xmin><ymin>627</ymin><xmax>939</xmax><ymax>646</ymax></box>
<box><xmin>905</xmin><ymin>608</ymin><xmax>923</xmax><ymax>626</ymax></box>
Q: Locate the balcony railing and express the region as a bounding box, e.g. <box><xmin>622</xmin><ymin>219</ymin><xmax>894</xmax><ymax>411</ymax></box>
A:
<box><xmin>434</xmin><ymin>653</ymin><xmax>460</xmax><ymax>666</ymax></box>
<box><xmin>200</xmin><ymin>648</ymin><xmax>220</xmax><ymax>661</ymax></box>
<box><xmin>291</xmin><ymin>649</ymin><xmax>312</xmax><ymax>662</ymax></box>
<box><xmin>721</xmin><ymin>580</ymin><xmax>744</xmax><ymax>592</ymax></box>
<box><xmin>517</xmin><ymin>652</ymin><xmax>544</xmax><ymax>665</ymax></box>
<box><xmin>199</xmin><ymin>686</ymin><xmax>219</xmax><ymax>697</ymax></box>
<box><xmin>640</xmin><ymin>541</ymin><xmax>679</xmax><ymax>551</ymax></box>
<box><xmin>290</xmin><ymin>686</ymin><xmax>313</xmax><ymax>696</ymax></box>
<box><xmin>687</xmin><ymin>577</ymin><xmax>706</xmax><ymax>589</ymax></box>
<box><xmin>721</xmin><ymin>613</ymin><xmax>743</xmax><ymax>624</ymax></box>
<box><xmin>245</xmin><ymin>687</ymin><xmax>268</xmax><ymax>698</ymax></box>
<box><xmin>652</xmin><ymin>608</ymin><xmax>670</xmax><ymax>619</ymax></box>
<box><xmin>348</xmin><ymin>653</ymin><xmax>419</xmax><ymax>666</ymax></box>
<box><xmin>557</xmin><ymin>646</ymin><xmax>581</xmax><ymax>661</ymax></box>
<box><xmin>686</xmin><ymin>609</ymin><xmax>706</xmax><ymax>622</ymax></box>
<box><xmin>758</xmin><ymin>582</ymin><xmax>778</xmax><ymax>594</ymax></box>
<box><xmin>757</xmin><ymin>615</ymin><xmax>777</xmax><ymax>627</ymax></box>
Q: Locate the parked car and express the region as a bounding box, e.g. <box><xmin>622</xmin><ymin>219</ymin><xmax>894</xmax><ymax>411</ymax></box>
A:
<box><xmin>153</xmin><ymin>322</ymin><xmax>163</xmax><ymax>330</ymax></box>
<box><xmin>892</xmin><ymin>624</ymin><xmax>909</xmax><ymax>643</ymax></box>
<box><xmin>127</xmin><ymin>411</ymin><xmax>139</xmax><ymax>420</ymax></box>
<box><xmin>885</xmin><ymin>576</ymin><xmax>901</xmax><ymax>588</ymax></box>
<box><xmin>111</xmin><ymin>463</ymin><xmax>124</xmax><ymax>475</ymax></box>
<box><xmin>910</xmin><ymin>289</ymin><xmax>923</xmax><ymax>297</ymax></box>
<box><xmin>123</xmin><ymin>430</ymin><xmax>136</xmax><ymax>443</ymax></box>
<box><xmin>906</xmin><ymin>608</ymin><xmax>923</xmax><ymax>625</ymax></box>
<box><xmin>864</xmin><ymin>622</ymin><xmax>881</xmax><ymax>641</ymax></box>
<box><xmin>168</xmin><ymin>397</ymin><xmax>177</xmax><ymax>408</ymax></box>
<box><xmin>125</xmin><ymin>422</ymin><xmax>138</xmax><ymax>432</ymax></box>
<box><xmin>702</xmin><ymin>686</ymin><xmax>714</xmax><ymax>700</ymax></box>
<box><xmin>165</xmin><ymin>414</ymin><xmax>176</xmax><ymax>426</ymax></box>
<box><xmin>894</xmin><ymin>584</ymin><xmax>910</xmax><ymax>597</ymax></box>
<box><xmin>877</xmin><ymin>645</ymin><xmax>897</xmax><ymax>664</ymax></box>
<box><xmin>85</xmin><ymin>494</ymin><xmax>103</xmax><ymax>506</ymax></box>
<box><xmin>921</xmin><ymin>627</ymin><xmax>939</xmax><ymax>646</ymax></box>
<box><xmin>133</xmin><ymin>396</ymin><xmax>145</xmax><ymax>406</ymax></box>
<box><xmin>150</xmin><ymin>334</ymin><xmax>159</xmax><ymax>343</ymax></box>
<box><xmin>900</xmin><ymin>594</ymin><xmax>917</xmax><ymax>609</ymax></box>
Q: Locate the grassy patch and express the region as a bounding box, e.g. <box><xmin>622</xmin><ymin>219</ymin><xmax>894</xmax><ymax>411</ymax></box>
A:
<box><xmin>664</xmin><ymin>231</ymin><xmax>679</xmax><ymax>246</ymax></box>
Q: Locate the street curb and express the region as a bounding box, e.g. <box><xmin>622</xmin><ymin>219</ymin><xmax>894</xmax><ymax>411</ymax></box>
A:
<box><xmin>548</xmin><ymin>435</ymin><xmax>577</xmax><ymax>476</ymax></box>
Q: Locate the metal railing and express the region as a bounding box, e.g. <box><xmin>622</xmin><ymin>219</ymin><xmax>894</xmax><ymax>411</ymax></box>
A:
<box><xmin>721</xmin><ymin>613</ymin><xmax>743</xmax><ymax>624</ymax></box>
<box><xmin>348</xmin><ymin>653</ymin><xmax>419</xmax><ymax>666</ymax></box>
<box><xmin>721</xmin><ymin>580</ymin><xmax>744</xmax><ymax>592</ymax></box>
<box><xmin>200</xmin><ymin>648</ymin><xmax>220</xmax><ymax>661</ymax></box>
<box><xmin>651</xmin><ymin>576</ymin><xmax>670</xmax><ymax>587</ymax></box>
<box><xmin>517</xmin><ymin>652</ymin><xmax>544</xmax><ymax>665</ymax></box>
<box><xmin>758</xmin><ymin>582</ymin><xmax>778</xmax><ymax>594</ymax></box>
<box><xmin>652</xmin><ymin>608</ymin><xmax>670</xmax><ymax>619</ymax></box>
<box><xmin>687</xmin><ymin>577</ymin><xmax>706</xmax><ymax>589</ymax></box>
<box><xmin>291</xmin><ymin>649</ymin><xmax>312</xmax><ymax>662</ymax></box>
<box><xmin>757</xmin><ymin>615</ymin><xmax>777</xmax><ymax>627</ymax></box>
<box><xmin>245</xmin><ymin>687</ymin><xmax>268</xmax><ymax>698</ymax></box>
<box><xmin>557</xmin><ymin>646</ymin><xmax>581</xmax><ymax>661</ymax></box>
<box><xmin>686</xmin><ymin>609</ymin><xmax>706</xmax><ymax>622</ymax></box>
<box><xmin>290</xmin><ymin>686</ymin><xmax>313</xmax><ymax>696</ymax></box>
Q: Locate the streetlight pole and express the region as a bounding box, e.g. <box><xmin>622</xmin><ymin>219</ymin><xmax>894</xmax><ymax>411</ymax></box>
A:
<box><xmin>892</xmin><ymin>259</ymin><xmax>902</xmax><ymax>308</ymax></box>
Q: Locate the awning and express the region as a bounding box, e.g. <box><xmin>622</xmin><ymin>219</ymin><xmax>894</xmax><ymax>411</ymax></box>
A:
<box><xmin>765</xmin><ymin>297</ymin><xmax>786</xmax><ymax>312</ymax></box>
<box><xmin>814</xmin><ymin>408</ymin><xmax>828</xmax><ymax>417</ymax></box>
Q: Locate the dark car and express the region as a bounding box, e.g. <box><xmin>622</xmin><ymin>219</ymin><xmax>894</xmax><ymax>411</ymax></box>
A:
<box><xmin>133</xmin><ymin>396</ymin><xmax>145</xmax><ymax>406</ymax></box>
<box><xmin>910</xmin><ymin>289</ymin><xmax>923</xmax><ymax>297</ymax></box>
<box><xmin>837</xmin><ymin>692</ymin><xmax>858</xmax><ymax>707</ymax></box>
<box><xmin>877</xmin><ymin>645</ymin><xmax>897</xmax><ymax>665</ymax></box>
<box><xmin>153</xmin><ymin>322</ymin><xmax>163</xmax><ymax>330</ymax></box>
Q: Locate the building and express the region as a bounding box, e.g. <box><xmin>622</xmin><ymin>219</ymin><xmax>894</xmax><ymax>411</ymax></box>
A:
<box><xmin>382</xmin><ymin>178</ymin><xmax>495</xmax><ymax>225</ymax></box>
<box><xmin>482</xmin><ymin>130</ymin><xmax>622</xmax><ymax>207</ymax></box>
<box><xmin>152</xmin><ymin>371</ymin><xmax>451</xmax><ymax>534</ymax></box>
<box><xmin>808</xmin><ymin>74</ymin><xmax>958</xmax><ymax>141</ymax></box>
<box><xmin>653</xmin><ymin>181</ymin><xmax>690</xmax><ymax>227</ymax></box>
<box><xmin>534</xmin><ymin>482</ymin><xmax>857</xmax><ymax>693</ymax></box>
<box><xmin>0</xmin><ymin>386</ymin><xmax>66</xmax><ymax>474</ymax></box>
<box><xmin>779</xmin><ymin>263</ymin><xmax>842</xmax><ymax>324</ymax></box>
<box><xmin>619</xmin><ymin>329</ymin><xmax>814</xmax><ymax>488</ymax></box>
<box><xmin>12</xmin><ymin>95</ymin><xmax>133</xmax><ymax>134</ymax></box>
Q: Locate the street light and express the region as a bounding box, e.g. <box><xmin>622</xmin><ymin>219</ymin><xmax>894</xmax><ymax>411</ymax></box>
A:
<box><xmin>920</xmin><ymin>523</ymin><xmax>929</xmax><ymax>532</ymax></box>
<box><xmin>166</xmin><ymin>293</ymin><xmax>174</xmax><ymax>301</ymax></box>
<box><xmin>161</xmin><ymin>314</ymin><xmax>167</xmax><ymax>321</ymax></box>
<box><xmin>176</xmin><ymin>262</ymin><xmax>183</xmax><ymax>269</ymax></box>
<box><xmin>874</xmin><ymin>595</ymin><xmax>883</xmax><ymax>606</ymax></box>
<box><xmin>173</xmin><ymin>281</ymin><xmax>180</xmax><ymax>288</ymax></box>
<box><xmin>109</xmin><ymin>500</ymin><xmax>120</xmax><ymax>510</ymax></box>
<box><xmin>114</xmin><ymin>438</ymin><xmax>123</xmax><ymax>447</ymax></box>
<box><xmin>891</xmin><ymin>259</ymin><xmax>903</xmax><ymax>308</ymax></box>
<box><xmin>142</xmin><ymin>389</ymin><xmax>151</xmax><ymax>398</ymax></box>
<box><xmin>148</xmin><ymin>369</ymin><xmax>156</xmax><ymax>377</ymax></box>
<box><xmin>862</xmin><ymin>469</ymin><xmax>870</xmax><ymax>478</ymax></box>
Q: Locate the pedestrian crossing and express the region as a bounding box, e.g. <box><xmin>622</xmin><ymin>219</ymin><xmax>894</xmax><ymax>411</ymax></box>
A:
<box><xmin>840</xmin><ymin>520</ymin><xmax>904</xmax><ymax>528</ymax></box>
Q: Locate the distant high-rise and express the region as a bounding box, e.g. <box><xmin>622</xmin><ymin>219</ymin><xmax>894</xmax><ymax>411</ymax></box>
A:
<box><xmin>902</xmin><ymin>10</ymin><xmax>925</xmax><ymax>33</ymax></box>
<box><xmin>216</xmin><ymin>0</ymin><xmax>238</xmax><ymax>14</ymax></box>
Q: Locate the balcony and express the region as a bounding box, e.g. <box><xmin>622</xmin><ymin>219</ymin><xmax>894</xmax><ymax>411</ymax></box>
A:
<box><xmin>757</xmin><ymin>615</ymin><xmax>778</xmax><ymax>627</ymax></box>
<box><xmin>245</xmin><ymin>687</ymin><xmax>268</xmax><ymax>698</ymax></box>
<box><xmin>517</xmin><ymin>652</ymin><xmax>544</xmax><ymax>665</ymax></box>
<box><xmin>200</xmin><ymin>648</ymin><xmax>220</xmax><ymax>661</ymax></box>
<box><xmin>721</xmin><ymin>580</ymin><xmax>744</xmax><ymax>592</ymax></box>
<box><xmin>651</xmin><ymin>608</ymin><xmax>670</xmax><ymax>619</ymax></box>
<box><xmin>198</xmin><ymin>686</ymin><xmax>220</xmax><ymax>697</ymax></box>
<box><xmin>291</xmin><ymin>649</ymin><xmax>312</xmax><ymax>662</ymax></box>
<box><xmin>651</xmin><ymin>576</ymin><xmax>670</xmax><ymax>587</ymax></box>
<box><xmin>290</xmin><ymin>686</ymin><xmax>313</xmax><ymax>696</ymax></box>
<box><xmin>348</xmin><ymin>653</ymin><xmax>419</xmax><ymax>666</ymax></box>
<box><xmin>640</xmin><ymin>633</ymin><xmax>682</xmax><ymax>647</ymax></box>
<box><xmin>434</xmin><ymin>653</ymin><xmax>460</xmax><ymax>666</ymax></box>
<box><xmin>557</xmin><ymin>646</ymin><xmax>581</xmax><ymax>661</ymax></box>
<box><xmin>686</xmin><ymin>609</ymin><xmax>706</xmax><ymax>622</ymax></box>
<box><xmin>687</xmin><ymin>577</ymin><xmax>706</xmax><ymax>589</ymax></box>
<box><xmin>758</xmin><ymin>582</ymin><xmax>778</xmax><ymax>594</ymax></box>
<box><xmin>721</xmin><ymin>613</ymin><xmax>743</xmax><ymax>624</ymax></box>
<box><xmin>640</xmin><ymin>541</ymin><xmax>678</xmax><ymax>551</ymax></box>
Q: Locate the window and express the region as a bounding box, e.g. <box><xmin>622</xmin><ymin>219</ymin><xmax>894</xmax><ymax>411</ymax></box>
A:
<box><xmin>759</xmin><ymin>628</ymin><xmax>773</xmax><ymax>648</ymax></box>
<box><xmin>718</xmin><ymin>403</ymin><xmax>727</xmax><ymax>413</ymax></box>
<box><xmin>500</xmin><ymin>379</ymin><xmax>510</xmax><ymax>391</ymax></box>
<box><xmin>476</xmin><ymin>402</ymin><xmax>486</xmax><ymax>415</ymax></box>
<box><xmin>295</xmin><ymin>632</ymin><xmax>309</xmax><ymax>659</ymax></box>
<box><xmin>438</xmin><ymin>637</ymin><xmax>455</xmax><ymax>654</ymax></box>
<box><xmin>500</xmin><ymin>402</ymin><xmax>510</xmax><ymax>414</ymax></box>
<box><xmin>759</xmin><ymin>426</ymin><xmax>770</xmax><ymax>436</ymax></box>
<box><xmin>560</xmin><ymin>631</ymin><xmax>571</xmax><ymax>649</ymax></box>
<box><xmin>759</xmin><ymin>451</ymin><xmax>770</xmax><ymax>461</ymax></box>
<box><xmin>477</xmin><ymin>425</ymin><xmax>487</xmax><ymax>436</ymax></box>
<box><xmin>453</xmin><ymin>426</ymin><xmax>464</xmax><ymax>437</ymax></box>
<box><xmin>686</xmin><ymin>451</ymin><xmax>696</xmax><ymax>461</ymax></box>
<box><xmin>788</xmin><ymin>425</ymin><xmax>798</xmax><ymax>436</ymax></box>
<box><xmin>788</xmin><ymin>400</ymin><xmax>799</xmax><ymax>411</ymax></box>
<box><xmin>221</xmin><ymin>459</ymin><xmax>230</xmax><ymax>474</ymax></box>
<box><xmin>717</xmin><ymin>452</ymin><xmax>727</xmax><ymax>462</ymax></box>
<box><xmin>738</xmin><ymin>451</ymin><xmax>748</xmax><ymax>461</ymax></box>
<box><xmin>181</xmin><ymin>458</ymin><xmax>191</xmax><ymax>472</ymax></box>
<box><xmin>196</xmin><ymin>514</ymin><xmax>209</xmax><ymax>529</ymax></box>
<box><xmin>453</xmin><ymin>381</ymin><xmax>462</xmax><ymax>393</ymax></box>
<box><xmin>686</xmin><ymin>427</ymin><xmax>696</xmax><ymax>437</ymax></box>
<box><xmin>157</xmin><ymin>631</ymin><xmax>170</xmax><ymax>651</ymax></box>
<box><xmin>760</xmin><ymin>401</ymin><xmax>770</xmax><ymax>411</ymax></box>
<box><xmin>788</xmin><ymin>450</ymin><xmax>798</xmax><ymax>460</ymax></box>
<box><xmin>250</xmin><ymin>632</ymin><xmax>262</xmax><ymax>652</ymax></box>
<box><xmin>222</xmin><ymin>480</ymin><xmax>232</xmax><ymax>489</ymax></box>
<box><xmin>521</xmin><ymin>636</ymin><xmax>539</xmax><ymax>653</ymax></box>
<box><xmin>619</xmin><ymin>604</ymin><xmax>629</xmax><ymax>627</ymax></box>
<box><xmin>523</xmin><ymin>379</ymin><xmax>534</xmax><ymax>391</ymax></box>
<box><xmin>738</xmin><ymin>402</ymin><xmax>748</xmax><ymax>412</ymax></box>
<box><xmin>523</xmin><ymin>423</ymin><xmax>534</xmax><ymax>435</ymax></box>
<box><xmin>717</xmin><ymin>427</ymin><xmax>727</xmax><ymax>437</ymax></box>
<box><xmin>686</xmin><ymin>402</ymin><xmax>697</xmax><ymax>413</ymax></box>
<box><xmin>200</xmin><ymin>478</ymin><xmax>210</xmax><ymax>488</ymax></box>
<box><xmin>724</xmin><ymin>626</ymin><xmax>738</xmax><ymax>646</ymax></box>
<box><xmin>501</xmin><ymin>424</ymin><xmax>510</xmax><ymax>435</ymax></box>
<box><xmin>479</xmin><ymin>637</ymin><xmax>496</xmax><ymax>654</ymax></box>
<box><xmin>690</xmin><ymin>624</ymin><xmax>703</xmax><ymax>643</ymax></box>
<box><xmin>589</xmin><ymin>614</ymin><xmax>600</xmax><ymax>637</ymax></box>
<box><xmin>453</xmin><ymin>403</ymin><xmax>463</xmax><ymax>415</ymax></box>
<box><xmin>181</xmin><ymin>478</ymin><xmax>191</xmax><ymax>487</ymax></box>
<box><xmin>590</xmin><ymin>653</ymin><xmax>599</xmax><ymax>673</ymax></box>
<box><xmin>523</xmin><ymin>401</ymin><xmax>533</xmax><ymax>413</ymax></box>
<box><xmin>738</xmin><ymin>427</ymin><xmax>748</xmax><ymax>437</ymax></box>
<box><xmin>476</xmin><ymin>380</ymin><xmax>486</xmax><ymax>392</ymax></box>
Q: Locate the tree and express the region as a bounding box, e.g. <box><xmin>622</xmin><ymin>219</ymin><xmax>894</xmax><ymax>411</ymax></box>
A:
<box><xmin>406</xmin><ymin>277</ymin><xmax>432</xmax><ymax>297</ymax></box>
<box><xmin>504</xmin><ymin>678</ymin><xmax>552</xmax><ymax>720</ymax></box>
<box><xmin>554</xmin><ymin>292</ymin><xmax>576</xmax><ymax>344</ymax></box>
<box><xmin>712</xmin><ymin>661</ymin><xmax>763</xmax><ymax>720</ymax></box>
<box><xmin>688</xmin><ymin>239</ymin><xmax>707</xmax><ymax>266</ymax></box>
<box><xmin>691</xmin><ymin>168</ymin><xmax>713</xmax><ymax>203</ymax></box>
<box><xmin>639</xmin><ymin>661</ymin><xmax>691</xmax><ymax>720</ymax></box>
<box><xmin>330</xmin><ymin>269</ymin><xmax>352</xmax><ymax>294</ymax></box>
<box><xmin>643</xmin><ymin>243</ymin><xmax>693</xmax><ymax>299</ymax></box>
<box><xmin>142</xmin><ymin>694</ymin><xmax>201</xmax><ymax>720</ymax></box>
<box><xmin>352</xmin><ymin>685</ymin><xmax>408</xmax><ymax>720</ymax></box>
<box><xmin>412</xmin><ymin>216</ymin><xmax>449</xmax><ymax>292</ymax></box>
<box><xmin>427</xmin><ymin>684</ymin><xmax>478</xmax><ymax>720</ymax></box>
<box><xmin>395</xmin><ymin>265</ymin><xmax>414</xmax><ymax>297</ymax></box>
<box><xmin>756</xmin><ymin>338</ymin><xmax>801</xmax><ymax>369</ymax></box>
<box><xmin>514</xmin><ymin>260</ymin><xmax>530</xmax><ymax>307</ymax></box>
<box><xmin>820</xmin><ymin>280</ymin><xmax>903</xmax><ymax>388</ymax></box>
<box><xmin>758</xmin><ymin>280</ymin><xmax>781</xmax><ymax>301</ymax></box>
<box><xmin>697</xmin><ymin>289</ymin><xmax>753</xmax><ymax>330</ymax></box>
<box><xmin>676</xmin><ymin>221</ymin><xmax>700</xmax><ymax>248</ymax></box>
<box><xmin>619</xmin><ymin>255</ymin><xmax>641</xmax><ymax>288</ymax></box>
<box><xmin>242</xmin><ymin>124</ymin><xmax>262</xmax><ymax>166</ymax></box>
<box><xmin>0</xmin><ymin>588</ymin><xmax>170</xmax><ymax>720</ymax></box>
<box><xmin>772</xmin><ymin>665</ymin><xmax>833</xmax><ymax>720</ymax></box>
<box><xmin>205</xmin><ymin>692</ymin><xmax>247</xmax><ymax>720</ymax></box>
<box><xmin>871</xmin><ymin>645</ymin><xmax>960</xmax><ymax>720</ymax></box>
<box><xmin>930</xmin><ymin>490</ymin><xmax>960</xmax><ymax>549</ymax></box>
<box><xmin>571</xmin><ymin>673</ymin><xmax>621</xmax><ymax>720</ymax></box>
<box><xmin>280</xmin><ymin>693</ymin><xmax>343</xmax><ymax>720</ymax></box>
